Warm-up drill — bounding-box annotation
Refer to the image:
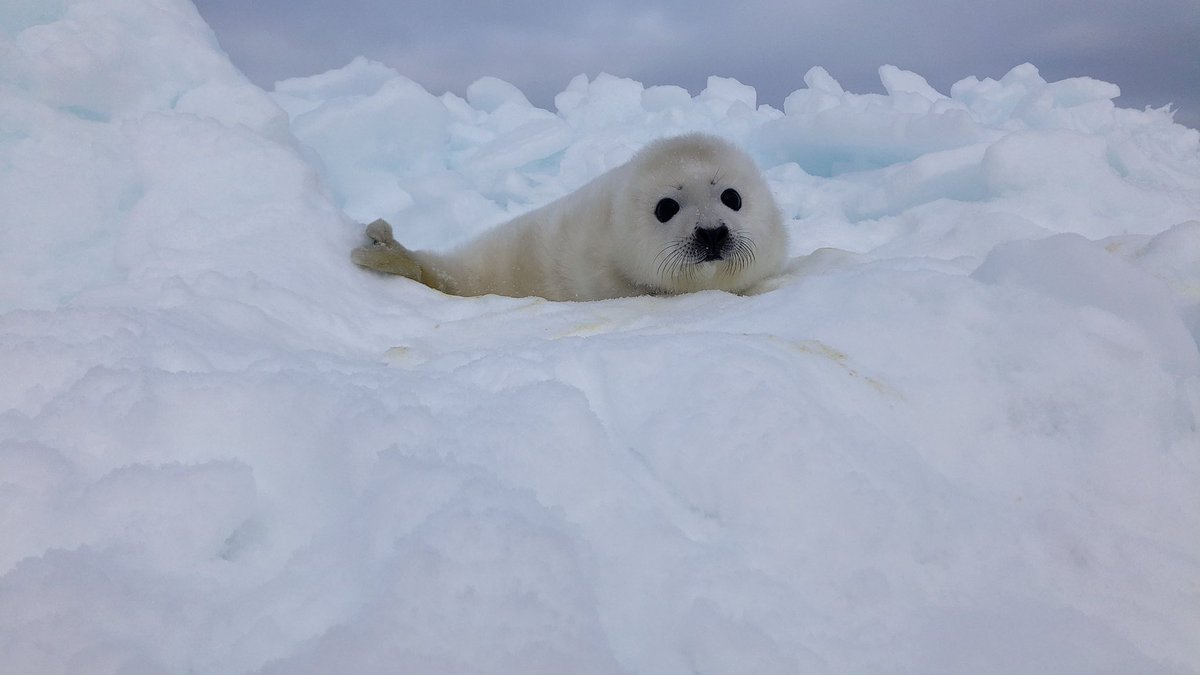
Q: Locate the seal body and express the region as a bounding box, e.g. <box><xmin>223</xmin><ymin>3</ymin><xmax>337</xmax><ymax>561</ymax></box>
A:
<box><xmin>352</xmin><ymin>133</ymin><xmax>787</xmax><ymax>300</ymax></box>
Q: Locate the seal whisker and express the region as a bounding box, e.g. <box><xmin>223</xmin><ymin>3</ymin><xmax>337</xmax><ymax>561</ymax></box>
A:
<box><xmin>657</xmin><ymin>240</ymin><xmax>691</xmax><ymax>281</ymax></box>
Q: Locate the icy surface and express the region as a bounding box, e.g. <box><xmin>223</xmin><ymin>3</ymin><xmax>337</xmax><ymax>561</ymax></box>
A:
<box><xmin>3</xmin><ymin>1</ymin><xmax>1200</xmax><ymax>673</ymax></box>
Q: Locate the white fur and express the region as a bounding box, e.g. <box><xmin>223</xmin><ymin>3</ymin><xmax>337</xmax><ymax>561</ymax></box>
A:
<box><xmin>352</xmin><ymin>133</ymin><xmax>788</xmax><ymax>300</ymax></box>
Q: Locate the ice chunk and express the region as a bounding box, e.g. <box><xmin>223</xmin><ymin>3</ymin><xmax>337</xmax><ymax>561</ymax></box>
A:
<box><xmin>973</xmin><ymin>233</ymin><xmax>1199</xmax><ymax>370</ymax></box>
<box><xmin>951</xmin><ymin>63</ymin><xmax>1122</xmax><ymax>132</ymax></box>
<box><xmin>554</xmin><ymin>72</ymin><xmax>646</xmax><ymax>127</ymax></box>
<box><xmin>456</xmin><ymin>118</ymin><xmax>572</xmax><ymax>174</ymax></box>
<box><xmin>642</xmin><ymin>84</ymin><xmax>692</xmax><ymax>111</ymax></box>
<box><xmin>699</xmin><ymin>76</ymin><xmax>757</xmax><ymax>111</ymax></box>
<box><xmin>0</xmin><ymin>0</ymin><xmax>281</xmax><ymax>133</ymax></box>
<box><xmin>466</xmin><ymin>76</ymin><xmax>532</xmax><ymax>112</ymax></box>
<box><xmin>879</xmin><ymin>65</ymin><xmax>948</xmax><ymax>103</ymax></box>
<box><xmin>951</xmin><ymin>63</ymin><xmax>1048</xmax><ymax>127</ymax></box>
<box><xmin>804</xmin><ymin>66</ymin><xmax>845</xmax><ymax>95</ymax></box>
<box><xmin>275</xmin><ymin>56</ymin><xmax>399</xmax><ymax>103</ymax></box>
<box><xmin>282</xmin><ymin>74</ymin><xmax>449</xmax><ymax>223</ymax></box>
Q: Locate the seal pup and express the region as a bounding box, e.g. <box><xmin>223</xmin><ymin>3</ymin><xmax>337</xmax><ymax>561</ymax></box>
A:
<box><xmin>352</xmin><ymin>133</ymin><xmax>787</xmax><ymax>300</ymax></box>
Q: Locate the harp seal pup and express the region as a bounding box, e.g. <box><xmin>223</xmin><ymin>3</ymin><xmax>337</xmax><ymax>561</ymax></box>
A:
<box><xmin>351</xmin><ymin>133</ymin><xmax>787</xmax><ymax>301</ymax></box>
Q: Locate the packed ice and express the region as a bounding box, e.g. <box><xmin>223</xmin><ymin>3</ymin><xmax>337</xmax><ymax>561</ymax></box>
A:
<box><xmin>2</xmin><ymin>0</ymin><xmax>1198</xmax><ymax>673</ymax></box>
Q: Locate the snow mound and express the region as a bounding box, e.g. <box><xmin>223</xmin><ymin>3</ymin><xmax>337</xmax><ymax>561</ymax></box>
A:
<box><xmin>2</xmin><ymin>1</ymin><xmax>1199</xmax><ymax>674</ymax></box>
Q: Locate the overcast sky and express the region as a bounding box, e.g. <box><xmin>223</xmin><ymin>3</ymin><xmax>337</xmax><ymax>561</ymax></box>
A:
<box><xmin>192</xmin><ymin>0</ymin><xmax>1200</xmax><ymax>129</ymax></box>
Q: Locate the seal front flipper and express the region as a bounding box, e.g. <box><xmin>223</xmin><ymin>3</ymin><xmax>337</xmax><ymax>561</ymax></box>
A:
<box><xmin>351</xmin><ymin>218</ymin><xmax>424</xmax><ymax>281</ymax></box>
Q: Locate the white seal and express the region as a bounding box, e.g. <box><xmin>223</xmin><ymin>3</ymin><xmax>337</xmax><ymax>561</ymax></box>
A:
<box><xmin>352</xmin><ymin>133</ymin><xmax>787</xmax><ymax>300</ymax></box>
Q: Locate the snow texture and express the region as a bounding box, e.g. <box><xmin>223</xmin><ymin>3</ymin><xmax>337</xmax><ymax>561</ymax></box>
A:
<box><xmin>3</xmin><ymin>1</ymin><xmax>1200</xmax><ymax>673</ymax></box>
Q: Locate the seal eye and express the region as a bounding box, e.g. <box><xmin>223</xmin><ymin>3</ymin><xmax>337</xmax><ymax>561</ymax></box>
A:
<box><xmin>654</xmin><ymin>198</ymin><xmax>680</xmax><ymax>223</ymax></box>
<box><xmin>720</xmin><ymin>188</ymin><xmax>742</xmax><ymax>211</ymax></box>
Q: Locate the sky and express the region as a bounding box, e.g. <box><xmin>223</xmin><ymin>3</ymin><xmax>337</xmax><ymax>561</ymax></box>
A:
<box><xmin>192</xmin><ymin>0</ymin><xmax>1200</xmax><ymax>129</ymax></box>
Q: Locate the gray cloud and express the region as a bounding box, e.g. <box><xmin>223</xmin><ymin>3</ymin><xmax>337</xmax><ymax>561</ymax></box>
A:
<box><xmin>193</xmin><ymin>0</ymin><xmax>1199</xmax><ymax>128</ymax></box>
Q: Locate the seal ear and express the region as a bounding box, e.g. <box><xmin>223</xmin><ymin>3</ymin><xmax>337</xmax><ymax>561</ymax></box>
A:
<box><xmin>351</xmin><ymin>219</ymin><xmax>424</xmax><ymax>281</ymax></box>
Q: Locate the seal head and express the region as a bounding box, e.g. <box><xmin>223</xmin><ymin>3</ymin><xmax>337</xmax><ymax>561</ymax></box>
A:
<box><xmin>613</xmin><ymin>134</ymin><xmax>787</xmax><ymax>295</ymax></box>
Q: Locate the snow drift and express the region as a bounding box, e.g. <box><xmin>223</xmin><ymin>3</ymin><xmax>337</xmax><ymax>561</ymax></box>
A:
<box><xmin>1</xmin><ymin>1</ymin><xmax>1199</xmax><ymax>673</ymax></box>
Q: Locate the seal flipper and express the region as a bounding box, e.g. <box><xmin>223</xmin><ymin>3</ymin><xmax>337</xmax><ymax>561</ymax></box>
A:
<box><xmin>351</xmin><ymin>218</ymin><xmax>424</xmax><ymax>281</ymax></box>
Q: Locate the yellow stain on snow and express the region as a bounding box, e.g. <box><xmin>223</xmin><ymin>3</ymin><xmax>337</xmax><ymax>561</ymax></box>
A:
<box><xmin>771</xmin><ymin>336</ymin><xmax>904</xmax><ymax>401</ymax></box>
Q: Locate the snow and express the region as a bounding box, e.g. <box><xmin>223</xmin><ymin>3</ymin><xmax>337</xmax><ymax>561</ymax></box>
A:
<box><xmin>2</xmin><ymin>0</ymin><xmax>1199</xmax><ymax>673</ymax></box>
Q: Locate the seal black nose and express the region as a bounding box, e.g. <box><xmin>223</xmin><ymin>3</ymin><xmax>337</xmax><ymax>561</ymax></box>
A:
<box><xmin>694</xmin><ymin>224</ymin><xmax>729</xmax><ymax>260</ymax></box>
